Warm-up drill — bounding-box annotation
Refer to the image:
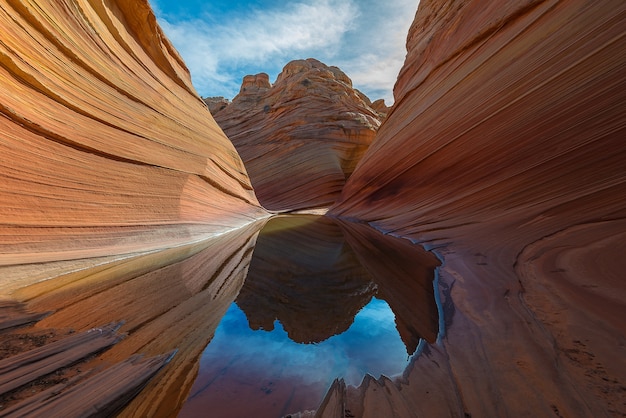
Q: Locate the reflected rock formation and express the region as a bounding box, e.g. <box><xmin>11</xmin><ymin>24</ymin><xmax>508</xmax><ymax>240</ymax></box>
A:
<box><xmin>10</xmin><ymin>220</ymin><xmax>265</xmax><ymax>417</ymax></box>
<box><xmin>325</xmin><ymin>1</ymin><xmax>626</xmax><ymax>417</ymax></box>
<box><xmin>236</xmin><ymin>215</ymin><xmax>377</xmax><ymax>344</ymax></box>
<box><xmin>336</xmin><ymin>220</ymin><xmax>441</xmax><ymax>350</ymax></box>
<box><xmin>0</xmin><ymin>0</ymin><xmax>266</xmax><ymax>271</ymax></box>
<box><xmin>210</xmin><ymin>59</ymin><xmax>383</xmax><ymax>211</ymax></box>
<box><xmin>237</xmin><ymin>215</ymin><xmax>440</xmax><ymax>351</ymax></box>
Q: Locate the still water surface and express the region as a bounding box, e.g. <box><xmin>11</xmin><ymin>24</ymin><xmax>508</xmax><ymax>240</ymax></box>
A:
<box><xmin>178</xmin><ymin>215</ymin><xmax>439</xmax><ymax>417</ymax></box>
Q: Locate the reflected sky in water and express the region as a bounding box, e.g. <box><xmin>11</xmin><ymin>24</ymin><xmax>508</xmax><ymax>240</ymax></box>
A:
<box><xmin>179</xmin><ymin>296</ymin><xmax>411</xmax><ymax>417</ymax></box>
<box><xmin>203</xmin><ymin>296</ymin><xmax>409</xmax><ymax>387</ymax></box>
<box><xmin>178</xmin><ymin>215</ymin><xmax>439</xmax><ymax>417</ymax></box>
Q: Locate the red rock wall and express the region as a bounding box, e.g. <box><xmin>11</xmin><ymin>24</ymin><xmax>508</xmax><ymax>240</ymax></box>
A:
<box><xmin>332</xmin><ymin>0</ymin><xmax>625</xmax><ymax>236</ymax></box>
<box><xmin>212</xmin><ymin>59</ymin><xmax>382</xmax><ymax>211</ymax></box>
<box><xmin>0</xmin><ymin>0</ymin><xmax>266</xmax><ymax>266</ymax></box>
<box><xmin>325</xmin><ymin>1</ymin><xmax>626</xmax><ymax>416</ymax></box>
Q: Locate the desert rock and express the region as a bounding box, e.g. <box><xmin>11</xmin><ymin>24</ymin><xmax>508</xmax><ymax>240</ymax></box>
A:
<box><xmin>203</xmin><ymin>96</ymin><xmax>231</xmax><ymax>114</ymax></box>
<box><xmin>211</xmin><ymin>58</ymin><xmax>383</xmax><ymax>211</ymax></box>
<box><xmin>0</xmin><ymin>0</ymin><xmax>266</xmax><ymax>272</ymax></box>
<box><xmin>328</xmin><ymin>0</ymin><xmax>626</xmax><ymax>416</ymax></box>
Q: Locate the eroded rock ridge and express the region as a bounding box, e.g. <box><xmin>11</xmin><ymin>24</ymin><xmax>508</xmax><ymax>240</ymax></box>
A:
<box><xmin>209</xmin><ymin>58</ymin><xmax>384</xmax><ymax>211</ymax></box>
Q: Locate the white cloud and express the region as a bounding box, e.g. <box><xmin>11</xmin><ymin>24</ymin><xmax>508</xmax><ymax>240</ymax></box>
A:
<box><xmin>157</xmin><ymin>0</ymin><xmax>356</xmax><ymax>98</ymax></box>
<box><xmin>332</xmin><ymin>0</ymin><xmax>418</xmax><ymax>103</ymax></box>
<box><xmin>155</xmin><ymin>0</ymin><xmax>419</xmax><ymax>104</ymax></box>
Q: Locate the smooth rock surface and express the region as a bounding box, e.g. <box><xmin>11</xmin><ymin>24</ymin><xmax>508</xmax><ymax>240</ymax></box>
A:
<box><xmin>328</xmin><ymin>0</ymin><xmax>626</xmax><ymax>416</ymax></box>
<box><xmin>211</xmin><ymin>58</ymin><xmax>383</xmax><ymax>211</ymax></box>
<box><xmin>14</xmin><ymin>220</ymin><xmax>266</xmax><ymax>417</ymax></box>
<box><xmin>0</xmin><ymin>0</ymin><xmax>266</xmax><ymax>272</ymax></box>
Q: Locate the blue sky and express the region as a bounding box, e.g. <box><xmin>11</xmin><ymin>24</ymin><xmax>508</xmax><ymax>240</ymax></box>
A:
<box><xmin>148</xmin><ymin>0</ymin><xmax>419</xmax><ymax>104</ymax></box>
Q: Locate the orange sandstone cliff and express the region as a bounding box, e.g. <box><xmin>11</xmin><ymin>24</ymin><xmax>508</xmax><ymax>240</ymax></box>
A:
<box><xmin>210</xmin><ymin>59</ymin><xmax>383</xmax><ymax>211</ymax></box>
<box><xmin>0</xmin><ymin>0</ymin><xmax>269</xmax><ymax>414</ymax></box>
<box><xmin>327</xmin><ymin>0</ymin><xmax>626</xmax><ymax>416</ymax></box>
<box><xmin>0</xmin><ymin>0</ymin><xmax>266</xmax><ymax>272</ymax></box>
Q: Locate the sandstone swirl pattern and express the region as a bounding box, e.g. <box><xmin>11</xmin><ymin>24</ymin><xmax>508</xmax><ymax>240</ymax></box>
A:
<box><xmin>328</xmin><ymin>0</ymin><xmax>626</xmax><ymax>416</ymax></box>
<box><xmin>0</xmin><ymin>0</ymin><xmax>266</xmax><ymax>270</ymax></box>
<box><xmin>208</xmin><ymin>58</ymin><xmax>383</xmax><ymax>211</ymax></box>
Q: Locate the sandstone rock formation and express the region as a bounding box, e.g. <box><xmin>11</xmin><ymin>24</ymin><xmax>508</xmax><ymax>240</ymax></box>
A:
<box><xmin>369</xmin><ymin>98</ymin><xmax>390</xmax><ymax>119</ymax></box>
<box><xmin>210</xmin><ymin>58</ymin><xmax>383</xmax><ymax>211</ymax></box>
<box><xmin>0</xmin><ymin>0</ymin><xmax>268</xmax><ymax>415</ymax></box>
<box><xmin>327</xmin><ymin>0</ymin><xmax>626</xmax><ymax>416</ymax></box>
<box><xmin>0</xmin><ymin>0</ymin><xmax>266</xmax><ymax>272</ymax></box>
<box><xmin>203</xmin><ymin>96</ymin><xmax>231</xmax><ymax>114</ymax></box>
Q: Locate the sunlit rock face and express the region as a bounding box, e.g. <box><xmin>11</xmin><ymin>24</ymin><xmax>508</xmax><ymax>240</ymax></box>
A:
<box><xmin>325</xmin><ymin>1</ymin><xmax>626</xmax><ymax>416</ymax></box>
<box><xmin>211</xmin><ymin>58</ymin><xmax>382</xmax><ymax>211</ymax></box>
<box><xmin>0</xmin><ymin>0</ymin><xmax>266</xmax><ymax>269</ymax></box>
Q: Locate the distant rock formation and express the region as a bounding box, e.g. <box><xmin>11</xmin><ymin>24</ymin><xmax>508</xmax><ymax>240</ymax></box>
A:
<box><xmin>0</xmin><ymin>0</ymin><xmax>266</xmax><ymax>269</ymax></box>
<box><xmin>369</xmin><ymin>98</ymin><xmax>391</xmax><ymax>119</ymax></box>
<box><xmin>203</xmin><ymin>96</ymin><xmax>230</xmax><ymax>114</ymax></box>
<box><xmin>326</xmin><ymin>0</ymin><xmax>626</xmax><ymax>416</ymax></box>
<box><xmin>210</xmin><ymin>58</ymin><xmax>383</xmax><ymax>211</ymax></box>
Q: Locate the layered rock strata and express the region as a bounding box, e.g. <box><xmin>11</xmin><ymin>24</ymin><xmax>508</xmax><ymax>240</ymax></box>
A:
<box><xmin>0</xmin><ymin>0</ymin><xmax>266</xmax><ymax>271</ymax></box>
<box><xmin>12</xmin><ymin>220</ymin><xmax>265</xmax><ymax>417</ymax></box>
<box><xmin>328</xmin><ymin>0</ymin><xmax>626</xmax><ymax>416</ymax></box>
<box><xmin>211</xmin><ymin>58</ymin><xmax>382</xmax><ymax>211</ymax></box>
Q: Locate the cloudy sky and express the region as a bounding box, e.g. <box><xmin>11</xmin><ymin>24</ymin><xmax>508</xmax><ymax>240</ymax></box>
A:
<box><xmin>148</xmin><ymin>0</ymin><xmax>419</xmax><ymax>104</ymax></box>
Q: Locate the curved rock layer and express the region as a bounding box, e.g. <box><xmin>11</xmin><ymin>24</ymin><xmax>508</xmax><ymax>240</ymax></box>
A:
<box><xmin>0</xmin><ymin>0</ymin><xmax>266</xmax><ymax>269</ymax></box>
<box><xmin>327</xmin><ymin>1</ymin><xmax>626</xmax><ymax>416</ymax></box>
<box><xmin>211</xmin><ymin>58</ymin><xmax>383</xmax><ymax>211</ymax></box>
<box><xmin>13</xmin><ymin>220</ymin><xmax>266</xmax><ymax>418</ymax></box>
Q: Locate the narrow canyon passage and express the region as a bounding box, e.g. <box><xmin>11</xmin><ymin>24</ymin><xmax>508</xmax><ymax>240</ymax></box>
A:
<box><xmin>1</xmin><ymin>0</ymin><xmax>623</xmax><ymax>416</ymax></box>
<box><xmin>0</xmin><ymin>215</ymin><xmax>441</xmax><ymax>417</ymax></box>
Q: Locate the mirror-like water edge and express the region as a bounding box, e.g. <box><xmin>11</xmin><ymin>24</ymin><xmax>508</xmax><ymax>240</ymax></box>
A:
<box><xmin>0</xmin><ymin>215</ymin><xmax>442</xmax><ymax>417</ymax></box>
<box><xmin>178</xmin><ymin>214</ymin><xmax>443</xmax><ymax>417</ymax></box>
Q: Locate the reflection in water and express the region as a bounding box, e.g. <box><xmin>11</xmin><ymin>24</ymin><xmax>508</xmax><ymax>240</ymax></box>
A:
<box><xmin>178</xmin><ymin>215</ymin><xmax>440</xmax><ymax>417</ymax></box>
<box><xmin>7</xmin><ymin>215</ymin><xmax>438</xmax><ymax>417</ymax></box>
<box><xmin>237</xmin><ymin>215</ymin><xmax>376</xmax><ymax>344</ymax></box>
<box><xmin>12</xmin><ymin>220</ymin><xmax>267</xmax><ymax>418</ymax></box>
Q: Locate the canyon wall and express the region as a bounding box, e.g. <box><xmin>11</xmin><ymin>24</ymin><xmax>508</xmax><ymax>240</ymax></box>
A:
<box><xmin>327</xmin><ymin>0</ymin><xmax>626</xmax><ymax>416</ymax></box>
<box><xmin>332</xmin><ymin>0</ymin><xmax>625</xmax><ymax>236</ymax></box>
<box><xmin>0</xmin><ymin>0</ymin><xmax>266</xmax><ymax>271</ymax></box>
<box><xmin>210</xmin><ymin>59</ymin><xmax>383</xmax><ymax>211</ymax></box>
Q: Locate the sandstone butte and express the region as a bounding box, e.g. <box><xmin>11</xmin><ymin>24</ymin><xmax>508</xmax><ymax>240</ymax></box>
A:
<box><xmin>0</xmin><ymin>0</ymin><xmax>625</xmax><ymax>417</ymax></box>
<box><xmin>205</xmin><ymin>58</ymin><xmax>386</xmax><ymax>211</ymax></box>
<box><xmin>326</xmin><ymin>0</ymin><xmax>626</xmax><ymax>416</ymax></box>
